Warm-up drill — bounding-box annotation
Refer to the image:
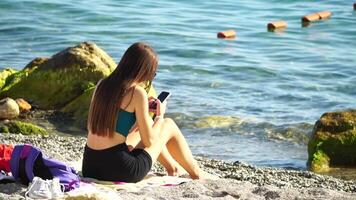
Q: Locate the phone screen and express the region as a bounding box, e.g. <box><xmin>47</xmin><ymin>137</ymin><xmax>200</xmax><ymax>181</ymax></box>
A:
<box><xmin>157</xmin><ymin>91</ymin><xmax>170</xmax><ymax>103</ymax></box>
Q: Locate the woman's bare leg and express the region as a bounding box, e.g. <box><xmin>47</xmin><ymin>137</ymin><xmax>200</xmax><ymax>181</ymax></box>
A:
<box><xmin>126</xmin><ymin>129</ymin><xmax>182</xmax><ymax>176</ymax></box>
<box><xmin>157</xmin><ymin>148</ymin><xmax>183</xmax><ymax>176</ymax></box>
<box><xmin>144</xmin><ymin>118</ymin><xmax>202</xmax><ymax>179</ymax></box>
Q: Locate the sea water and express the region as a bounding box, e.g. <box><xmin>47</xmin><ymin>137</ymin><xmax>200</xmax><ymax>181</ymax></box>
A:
<box><xmin>0</xmin><ymin>0</ymin><xmax>355</xmax><ymax>170</ymax></box>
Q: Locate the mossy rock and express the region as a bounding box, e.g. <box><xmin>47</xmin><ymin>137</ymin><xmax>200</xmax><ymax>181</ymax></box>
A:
<box><xmin>0</xmin><ymin>42</ymin><xmax>116</xmax><ymax>109</ymax></box>
<box><xmin>307</xmin><ymin>109</ymin><xmax>356</xmax><ymax>172</ymax></box>
<box><xmin>0</xmin><ymin>42</ymin><xmax>118</xmax><ymax>127</ymax></box>
<box><xmin>0</xmin><ymin>121</ymin><xmax>48</xmax><ymax>136</ymax></box>
<box><xmin>0</xmin><ymin>67</ymin><xmax>104</xmax><ymax>109</ymax></box>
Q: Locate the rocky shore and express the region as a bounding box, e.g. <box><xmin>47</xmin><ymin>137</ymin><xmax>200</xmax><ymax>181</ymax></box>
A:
<box><xmin>1</xmin><ymin>133</ymin><xmax>355</xmax><ymax>200</ymax></box>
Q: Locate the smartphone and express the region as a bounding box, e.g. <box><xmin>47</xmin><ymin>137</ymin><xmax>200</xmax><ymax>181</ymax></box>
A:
<box><xmin>149</xmin><ymin>91</ymin><xmax>171</xmax><ymax>109</ymax></box>
<box><xmin>150</xmin><ymin>91</ymin><xmax>171</xmax><ymax>118</ymax></box>
<box><xmin>157</xmin><ymin>91</ymin><xmax>171</xmax><ymax>103</ymax></box>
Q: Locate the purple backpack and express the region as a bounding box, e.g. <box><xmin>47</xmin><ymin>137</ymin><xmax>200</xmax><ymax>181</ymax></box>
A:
<box><xmin>10</xmin><ymin>144</ymin><xmax>80</xmax><ymax>191</ymax></box>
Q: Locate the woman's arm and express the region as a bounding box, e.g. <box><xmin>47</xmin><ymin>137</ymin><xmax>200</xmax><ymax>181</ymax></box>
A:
<box><xmin>133</xmin><ymin>86</ymin><xmax>164</xmax><ymax>147</ymax></box>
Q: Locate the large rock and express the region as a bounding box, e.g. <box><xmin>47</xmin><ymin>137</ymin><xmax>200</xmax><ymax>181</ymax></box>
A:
<box><xmin>0</xmin><ymin>42</ymin><xmax>117</xmax><ymax>108</ymax></box>
<box><xmin>307</xmin><ymin>109</ymin><xmax>356</xmax><ymax>172</ymax></box>
<box><xmin>0</xmin><ymin>98</ymin><xmax>20</xmax><ymax>119</ymax></box>
<box><xmin>0</xmin><ymin>42</ymin><xmax>117</xmax><ymax>126</ymax></box>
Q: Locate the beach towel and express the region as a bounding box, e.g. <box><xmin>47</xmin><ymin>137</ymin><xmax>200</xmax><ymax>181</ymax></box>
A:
<box><xmin>80</xmin><ymin>172</ymin><xmax>191</xmax><ymax>192</ymax></box>
<box><xmin>64</xmin><ymin>173</ymin><xmax>191</xmax><ymax>199</ymax></box>
<box><xmin>65</xmin><ymin>182</ymin><xmax>122</xmax><ymax>200</ymax></box>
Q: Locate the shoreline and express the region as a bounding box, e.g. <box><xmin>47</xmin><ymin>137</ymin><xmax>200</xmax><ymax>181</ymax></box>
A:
<box><xmin>1</xmin><ymin>133</ymin><xmax>355</xmax><ymax>199</ymax></box>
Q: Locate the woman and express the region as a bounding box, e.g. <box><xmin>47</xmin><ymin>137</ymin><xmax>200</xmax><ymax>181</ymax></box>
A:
<box><xmin>82</xmin><ymin>42</ymin><xmax>202</xmax><ymax>183</ymax></box>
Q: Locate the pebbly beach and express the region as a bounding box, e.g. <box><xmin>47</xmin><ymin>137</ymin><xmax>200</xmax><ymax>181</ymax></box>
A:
<box><xmin>0</xmin><ymin>133</ymin><xmax>355</xmax><ymax>199</ymax></box>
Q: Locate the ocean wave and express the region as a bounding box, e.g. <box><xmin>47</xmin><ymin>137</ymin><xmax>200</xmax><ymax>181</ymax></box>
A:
<box><xmin>168</xmin><ymin>113</ymin><xmax>313</xmax><ymax>145</ymax></box>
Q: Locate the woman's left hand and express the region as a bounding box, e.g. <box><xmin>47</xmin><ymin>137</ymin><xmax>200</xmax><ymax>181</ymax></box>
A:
<box><xmin>148</xmin><ymin>97</ymin><xmax>157</xmax><ymax>113</ymax></box>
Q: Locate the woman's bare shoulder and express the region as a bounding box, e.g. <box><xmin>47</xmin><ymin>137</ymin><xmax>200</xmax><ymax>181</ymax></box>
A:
<box><xmin>130</xmin><ymin>86</ymin><xmax>148</xmax><ymax>110</ymax></box>
<box><xmin>133</xmin><ymin>86</ymin><xmax>148</xmax><ymax>100</ymax></box>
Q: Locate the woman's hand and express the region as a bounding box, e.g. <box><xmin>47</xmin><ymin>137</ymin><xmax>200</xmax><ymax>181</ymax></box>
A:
<box><xmin>148</xmin><ymin>97</ymin><xmax>166</xmax><ymax>117</ymax></box>
<box><xmin>148</xmin><ymin>97</ymin><xmax>157</xmax><ymax>113</ymax></box>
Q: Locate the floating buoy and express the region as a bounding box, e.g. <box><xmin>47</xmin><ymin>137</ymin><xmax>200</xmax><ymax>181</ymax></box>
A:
<box><xmin>301</xmin><ymin>13</ymin><xmax>320</xmax><ymax>22</ymax></box>
<box><xmin>317</xmin><ymin>11</ymin><xmax>332</xmax><ymax>19</ymax></box>
<box><xmin>302</xmin><ymin>11</ymin><xmax>332</xmax><ymax>27</ymax></box>
<box><xmin>267</xmin><ymin>21</ymin><xmax>287</xmax><ymax>31</ymax></box>
<box><xmin>217</xmin><ymin>30</ymin><xmax>236</xmax><ymax>39</ymax></box>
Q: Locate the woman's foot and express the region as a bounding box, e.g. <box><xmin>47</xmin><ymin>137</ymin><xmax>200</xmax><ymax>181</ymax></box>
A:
<box><xmin>189</xmin><ymin>165</ymin><xmax>203</xmax><ymax>179</ymax></box>
<box><xmin>188</xmin><ymin>165</ymin><xmax>219</xmax><ymax>180</ymax></box>
<box><xmin>166</xmin><ymin>164</ymin><xmax>185</xmax><ymax>176</ymax></box>
<box><xmin>167</xmin><ymin>167</ymin><xmax>178</xmax><ymax>176</ymax></box>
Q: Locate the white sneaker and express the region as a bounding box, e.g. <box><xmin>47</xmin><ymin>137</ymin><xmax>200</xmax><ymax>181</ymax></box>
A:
<box><xmin>25</xmin><ymin>176</ymin><xmax>52</xmax><ymax>199</ymax></box>
<box><xmin>48</xmin><ymin>177</ymin><xmax>64</xmax><ymax>199</ymax></box>
<box><xmin>0</xmin><ymin>170</ymin><xmax>15</xmax><ymax>183</ymax></box>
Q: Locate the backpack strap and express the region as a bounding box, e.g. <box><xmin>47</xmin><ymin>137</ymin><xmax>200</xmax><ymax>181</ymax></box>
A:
<box><xmin>24</xmin><ymin>146</ymin><xmax>41</xmax><ymax>182</ymax></box>
<box><xmin>9</xmin><ymin>145</ymin><xmax>23</xmax><ymax>180</ymax></box>
<box><xmin>10</xmin><ymin>144</ymin><xmax>33</xmax><ymax>180</ymax></box>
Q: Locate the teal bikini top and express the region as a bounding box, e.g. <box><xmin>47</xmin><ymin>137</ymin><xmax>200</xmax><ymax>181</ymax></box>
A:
<box><xmin>115</xmin><ymin>109</ymin><xmax>136</xmax><ymax>137</ymax></box>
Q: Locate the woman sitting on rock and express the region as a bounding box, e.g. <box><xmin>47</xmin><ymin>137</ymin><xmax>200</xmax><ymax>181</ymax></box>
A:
<box><xmin>82</xmin><ymin>42</ymin><xmax>202</xmax><ymax>182</ymax></box>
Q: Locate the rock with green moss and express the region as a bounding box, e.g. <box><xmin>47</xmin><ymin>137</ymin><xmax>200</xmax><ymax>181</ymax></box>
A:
<box><xmin>307</xmin><ymin>109</ymin><xmax>356</xmax><ymax>172</ymax></box>
<box><xmin>0</xmin><ymin>121</ymin><xmax>48</xmax><ymax>135</ymax></box>
<box><xmin>0</xmin><ymin>42</ymin><xmax>118</xmax><ymax>127</ymax></box>
<box><xmin>0</xmin><ymin>42</ymin><xmax>116</xmax><ymax>110</ymax></box>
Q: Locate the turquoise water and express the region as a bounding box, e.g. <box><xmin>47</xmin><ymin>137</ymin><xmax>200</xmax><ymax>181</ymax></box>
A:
<box><xmin>1</xmin><ymin>0</ymin><xmax>356</xmax><ymax>169</ymax></box>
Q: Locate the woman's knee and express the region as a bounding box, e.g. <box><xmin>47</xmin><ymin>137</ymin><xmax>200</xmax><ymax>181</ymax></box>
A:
<box><xmin>156</xmin><ymin>118</ymin><xmax>177</xmax><ymax>140</ymax></box>
<box><xmin>161</xmin><ymin>118</ymin><xmax>182</xmax><ymax>138</ymax></box>
<box><xmin>163</xmin><ymin>118</ymin><xmax>177</xmax><ymax>128</ymax></box>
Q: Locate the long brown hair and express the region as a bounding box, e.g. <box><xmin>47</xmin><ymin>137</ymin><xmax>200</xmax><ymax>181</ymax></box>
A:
<box><xmin>88</xmin><ymin>42</ymin><xmax>158</xmax><ymax>137</ymax></box>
